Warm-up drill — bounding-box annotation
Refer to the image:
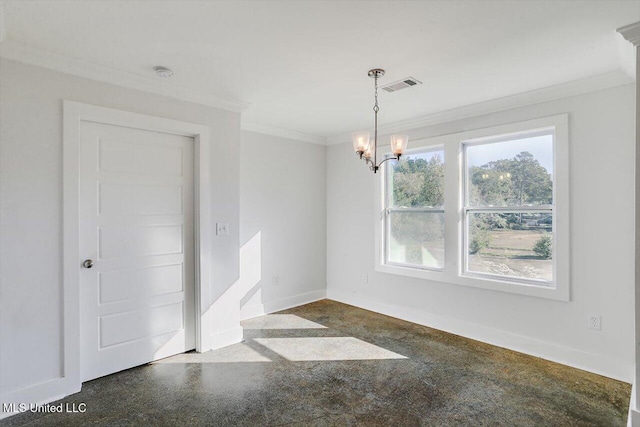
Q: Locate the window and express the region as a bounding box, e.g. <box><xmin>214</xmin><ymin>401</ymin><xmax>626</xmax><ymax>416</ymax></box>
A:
<box><xmin>376</xmin><ymin>115</ymin><xmax>569</xmax><ymax>301</ymax></box>
<box><xmin>463</xmin><ymin>131</ymin><xmax>554</xmax><ymax>284</ymax></box>
<box><xmin>384</xmin><ymin>147</ymin><xmax>445</xmax><ymax>270</ymax></box>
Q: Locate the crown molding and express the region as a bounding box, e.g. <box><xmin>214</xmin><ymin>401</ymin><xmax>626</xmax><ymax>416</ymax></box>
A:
<box><xmin>241</xmin><ymin>121</ymin><xmax>327</xmax><ymax>145</ymax></box>
<box><xmin>326</xmin><ymin>70</ymin><xmax>633</xmax><ymax>145</ymax></box>
<box><xmin>1</xmin><ymin>38</ymin><xmax>632</xmax><ymax>145</ymax></box>
<box><xmin>0</xmin><ymin>40</ymin><xmax>251</xmax><ymax>113</ymax></box>
<box><xmin>618</xmin><ymin>22</ymin><xmax>640</xmax><ymax>46</ymax></box>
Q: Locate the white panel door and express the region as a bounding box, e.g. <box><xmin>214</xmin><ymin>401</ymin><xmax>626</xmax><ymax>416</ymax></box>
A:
<box><xmin>79</xmin><ymin>121</ymin><xmax>195</xmax><ymax>382</ymax></box>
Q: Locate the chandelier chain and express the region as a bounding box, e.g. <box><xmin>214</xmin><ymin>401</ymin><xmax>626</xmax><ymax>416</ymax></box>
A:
<box><xmin>373</xmin><ymin>75</ymin><xmax>379</xmax><ymax>113</ymax></box>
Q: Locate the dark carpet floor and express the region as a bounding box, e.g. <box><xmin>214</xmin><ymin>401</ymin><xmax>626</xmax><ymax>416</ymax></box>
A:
<box><xmin>1</xmin><ymin>299</ymin><xmax>630</xmax><ymax>426</ymax></box>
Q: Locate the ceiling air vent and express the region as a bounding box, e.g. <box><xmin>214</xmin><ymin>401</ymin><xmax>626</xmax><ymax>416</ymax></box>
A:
<box><xmin>381</xmin><ymin>77</ymin><xmax>422</xmax><ymax>93</ymax></box>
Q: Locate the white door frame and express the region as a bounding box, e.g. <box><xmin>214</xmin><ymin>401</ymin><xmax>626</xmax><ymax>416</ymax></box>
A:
<box><xmin>63</xmin><ymin>101</ymin><xmax>212</xmax><ymax>391</ymax></box>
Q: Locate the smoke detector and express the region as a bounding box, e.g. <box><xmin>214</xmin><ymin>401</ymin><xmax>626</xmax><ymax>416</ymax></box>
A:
<box><xmin>381</xmin><ymin>77</ymin><xmax>422</xmax><ymax>93</ymax></box>
<box><xmin>154</xmin><ymin>66</ymin><xmax>174</xmax><ymax>78</ymax></box>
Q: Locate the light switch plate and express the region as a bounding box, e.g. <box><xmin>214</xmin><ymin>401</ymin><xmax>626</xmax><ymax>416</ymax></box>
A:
<box><xmin>216</xmin><ymin>223</ymin><xmax>229</xmax><ymax>236</ymax></box>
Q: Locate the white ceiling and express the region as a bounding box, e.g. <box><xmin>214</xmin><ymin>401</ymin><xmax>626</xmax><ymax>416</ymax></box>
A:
<box><xmin>1</xmin><ymin>1</ymin><xmax>638</xmax><ymax>140</ymax></box>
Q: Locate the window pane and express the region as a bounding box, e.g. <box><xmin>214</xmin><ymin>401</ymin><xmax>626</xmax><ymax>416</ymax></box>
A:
<box><xmin>467</xmin><ymin>212</ymin><xmax>552</xmax><ymax>282</ymax></box>
<box><xmin>466</xmin><ymin>134</ymin><xmax>553</xmax><ymax>207</ymax></box>
<box><xmin>387</xmin><ymin>211</ymin><xmax>444</xmax><ymax>269</ymax></box>
<box><xmin>388</xmin><ymin>150</ymin><xmax>444</xmax><ymax>208</ymax></box>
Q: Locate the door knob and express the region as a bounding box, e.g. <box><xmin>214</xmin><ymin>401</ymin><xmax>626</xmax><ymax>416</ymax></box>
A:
<box><xmin>82</xmin><ymin>259</ymin><xmax>94</xmax><ymax>269</ymax></box>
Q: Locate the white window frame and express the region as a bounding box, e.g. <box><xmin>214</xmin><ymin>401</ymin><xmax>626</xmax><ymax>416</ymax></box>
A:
<box><xmin>382</xmin><ymin>145</ymin><xmax>446</xmax><ymax>272</ymax></box>
<box><xmin>375</xmin><ymin>114</ymin><xmax>569</xmax><ymax>301</ymax></box>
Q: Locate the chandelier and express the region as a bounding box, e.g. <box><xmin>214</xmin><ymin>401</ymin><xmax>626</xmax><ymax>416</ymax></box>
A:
<box><xmin>352</xmin><ymin>68</ymin><xmax>408</xmax><ymax>173</ymax></box>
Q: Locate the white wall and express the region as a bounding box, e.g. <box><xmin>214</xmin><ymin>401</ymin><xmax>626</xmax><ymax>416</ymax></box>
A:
<box><xmin>327</xmin><ymin>83</ymin><xmax>636</xmax><ymax>382</ymax></box>
<box><xmin>238</xmin><ymin>131</ymin><xmax>326</xmax><ymax>320</ymax></box>
<box><xmin>0</xmin><ymin>59</ymin><xmax>241</xmax><ymax>404</ymax></box>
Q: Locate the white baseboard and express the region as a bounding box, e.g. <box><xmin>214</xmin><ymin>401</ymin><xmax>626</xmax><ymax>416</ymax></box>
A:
<box><xmin>240</xmin><ymin>304</ymin><xmax>265</xmax><ymax>321</ymax></box>
<box><xmin>327</xmin><ymin>289</ymin><xmax>632</xmax><ymax>382</ymax></box>
<box><xmin>209</xmin><ymin>326</ymin><xmax>244</xmax><ymax>351</ymax></box>
<box><xmin>263</xmin><ymin>289</ymin><xmax>326</xmax><ymax>315</ymax></box>
<box><xmin>240</xmin><ymin>289</ymin><xmax>326</xmax><ymax>321</ymax></box>
<box><xmin>0</xmin><ymin>377</ymin><xmax>80</xmax><ymax>420</ymax></box>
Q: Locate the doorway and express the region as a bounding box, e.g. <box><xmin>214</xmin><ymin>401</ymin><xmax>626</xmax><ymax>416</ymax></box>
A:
<box><xmin>63</xmin><ymin>101</ymin><xmax>213</xmax><ymax>388</ymax></box>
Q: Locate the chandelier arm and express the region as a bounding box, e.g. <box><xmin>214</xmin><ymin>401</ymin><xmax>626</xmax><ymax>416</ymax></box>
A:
<box><xmin>376</xmin><ymin>155</ymin><xmax>400</xmax><ymax>169</ymax></box>
<box><xmin>363</xmin><ymin>157</ymin><xmax>375</xmax><ymax>168</ymax></box>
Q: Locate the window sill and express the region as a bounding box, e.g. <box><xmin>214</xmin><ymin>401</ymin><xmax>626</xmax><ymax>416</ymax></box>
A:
<box><xmin>375</xmin><ymin>263</ymin><xmax>569</xmax><ymax>301</ymax></box>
